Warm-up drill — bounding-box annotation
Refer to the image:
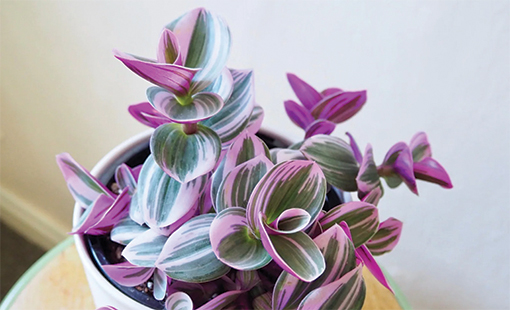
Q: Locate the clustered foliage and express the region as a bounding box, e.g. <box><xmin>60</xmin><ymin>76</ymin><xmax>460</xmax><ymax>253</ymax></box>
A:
<box><xmin>56</xmin><ymin>8</ymin><xmax>452</xmax><ymax>310</ymax></box>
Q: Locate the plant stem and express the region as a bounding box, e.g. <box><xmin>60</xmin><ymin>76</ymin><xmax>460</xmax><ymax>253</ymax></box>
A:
<box><xmin>183</xmin><ymin>123</ymin><xmax>198</xmax><ymax>135</ymax></box>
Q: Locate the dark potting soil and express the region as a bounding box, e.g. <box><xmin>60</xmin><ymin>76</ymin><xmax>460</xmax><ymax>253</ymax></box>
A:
<box><xmin>85</xmin><ymin>132</ymin><xmax>348</xmax><ymax>309</ymax></box>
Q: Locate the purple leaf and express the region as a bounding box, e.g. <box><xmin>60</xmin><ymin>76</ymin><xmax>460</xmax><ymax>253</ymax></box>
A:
<box><xmin>312</xmin><ymin>90</ymin><xmax>367</xmax><ymax>124</ymax></box>
<box><xmin>157</xmin><ymin>28</ymin><xmax>182</xmax><ymax>65</ymax></box>
<box><xmin>71</xmin><ymin>194</ymin><xmax>114</xmax><ymax>235</ymax></box>
<box><xmin>356</xmin><ymin>244</ymin><xmax>393</xmax><ymax>293</ymax></box>
<box><xmin>196</xmin><ymin>290</ymin><xmax>245</xmax><ymax>310</ymax></box>
<box><xmin>89</xmin><ymin>188</ymin><xmax>131</xmax><ymax>234</ymax></box>
<box><xmin>361</xmin><ymin>186</ymin><xmax>383</xmax><ymax>206</ymax></box>
<box><xmin>115</xmin><ymin>164</ymin><xmax>137</xmax><ymax>195</ymax></box>
<box><xmin>413</xmin><ymin>157</ymin><xmax>453</xmax><ymax>189</ymax></box>
<box><xmin>345</xmin><ymin>132</ymin><xmax>363</xmax><ymax>164</ymax></box>
<box><xmin>304</xmin><ymin>120</ymin><xmax>336</xmax><ymax>138</ymax></box>
<box><xmin>356</xmin><ymin>144</ymin><xmax>381</xmax><ymax>199</ymax></box>
<box><xmin>284</xmin><ymin>100</ymin><xmax>314</xmax><ymax>130</ymax></box>
<box><xmin>101</xmin><ymin>261</ymin><xmax>154</xmax><ymax>287</ymax></box>
<box><xmin>409</xmin><ymin>132</ymin><xmax>432</xmax><ymax>162</ymax></box>
<box><xmin>393</xmin><ymin>146</ymin><xmax>418</xmax><ymax>195</ymax></box>
<box><xmin>96</xmin><ymin>307</ymin><xmax>118</xmax><ymax>310</ymax></box>
<box><xmin>287</xmin><ymin>73</ymin><xmax>323</xmax><ymax>110</ymax></box>
<box><xmin>113</xmin><ymin>49</ymin><xmax>199</xmax><ymax>97</ymax></box>
<box><xmin>320</xmin><ymin>87</ymin><xmax>343</xmax><ymax>97</ymax></box>
<box><xmin>56</xmin><ymin>153</ymin><xmax>114</xmax><ymax>208</ymax></box>
<box><xmin>366</xmin><ymin>217</ymin><xmax>403</xmax><ymax>256</ymax></box>
<box><xmin>128</xmin><ymin>102</ymin><xmax>171</xmax><ymax>128</ymax></box>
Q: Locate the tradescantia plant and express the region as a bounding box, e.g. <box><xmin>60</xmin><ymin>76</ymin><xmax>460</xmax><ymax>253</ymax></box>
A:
<box><xmin>57</xmin><ymin>7</ymin><xmax>453</xmax><ymax>310</ymax></box>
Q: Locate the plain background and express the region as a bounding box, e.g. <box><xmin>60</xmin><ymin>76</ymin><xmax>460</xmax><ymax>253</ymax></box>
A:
<box><xmin>1</xmin><ymin>1</ymin><xmax>509</xmax><ymax>309</ymax></box>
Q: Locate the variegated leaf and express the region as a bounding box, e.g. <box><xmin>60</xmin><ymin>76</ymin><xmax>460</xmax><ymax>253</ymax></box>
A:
<box><xmin>165</xmin><ymin>292</ymin><xmax>193</xmax><ymax>310</ymax></box>
<box><xmin>320</xmin><ymin>201</ymin><xmax>379</xmax><ymax>248</ymax></box>
<box><xmin>361</xmin><ymin>186</ymin><xmax>383</xmax><ymax>206</ymax></box>
<box><xmin>56</xmin><ymin>153</ymin><xmax>114</xmax><ymax>208</ymax></box>
<box><xmin>129</xmin><ymin>190</ymin><xmax>144</xmax><ymax>225</ymax></box>
<box><xmin>154</xmin><ymin>268</ymin><xmax>168</xmax><ymax>301</ymax></box>
<box><xmin>151</xmin><ymin>123</ymin><xmax>221</xmax><ymax>183</ymax></box>
<box><xmin>156</xmin><ymin>214</ymin><xmax>230</xmax><ymax>283</ymax></box>
<box><xmin>413</xmin><ymin>157</ymin><xmax>453</xmax><ymax>188</ymax></box>
<box><xmin>122</xmin><ymin>228</ymin><xmax>168</xmax><ymax>267</ymax></box>
<box><xmin>201</xmin><ymin>69</ymin><xmax>255</xmax><ymax>147</ymax></box>
<box><xmin>345</xmin><ymin>132</ymin><xmax>363</xmax><ymax>164</ymax></box>
<box><xmin>113</xmin><ymin>49</ymin><xmax>199</xmax><ymax>97</ymax></box>
<box><xmin>356</xmin><ymin>144</ymin><xmax>380</xmax><ymax>199</ymax></box>
<box><xmin>409</xmin><ymin>132</ymin><xmax>432</xmax><ymax>162</ymax></box>
<box><xmin>356</xmin><ymin>245</ymin><xmax>393</xmax><ymax>293</ymax></box>
<box><xmin>297</xmin><ymin>266</ymin><xmax>365</xmax><ymax>310</ymax></box>
<box><xmin>157</xmin><ymin>28</ymin><xmax>182</xmax><ymax>65</ymax></box>
<box><xmin>253</xmin><ymin>292</ymin><xmax>272</xmax><ymax>310</ymax></box>
<box><xmin>300</xmin><ymin>135</ymin><xmax>359</xmax><ymax>191</ymax></box>
<box><xmin>273</xmin><ymin>224</ymin><xmax>356</xmax><ymax>310</ymax></box>
<box><xmin>137</xmin><ymin>155</ymin><xmax>207</xmax><ymax>228</ymax></box>
<box><xmin>216</xmin><ymin>155</ymin><xmax>274</xmax><ymax>212</ymax></box>
<box><xmin>246</xmin><ymin>105</ymin><xmax>265</xmax><ymax>135</ymax></box>
<box><xmin>304</xmin><ymin>120</ymin><xmax>336</xmax><ymax>139</ymax></box>
<box><xmin>380</xmin><ymin>142</ymin><xmax>407</xmax><ymax>189</ymax></box>
<box><xmin>246</xmin><ymin>160</ymin><xmax>326</xmax><ymax>232</ymax></box>
<box><xmin>111</xmin><ymin>216</ymin><xmax>149</xmax><ymax>246</ymax></box>
<box><xmin>311</xmin><ymin>90</ymin><xmax>367</xmax><ymax>124</ymax></box>
<box><xmin>196</xmin><ymin>290</ymin><xmax>244</xmax><ymax>310</ymax></box>
<box><xmin>101</xmin><ymin>261</ymin><xmax>154</xmax><ymax>287</ymax></box>
<box><xmin>210</xmin><ymin>207</ymin><xmax>271</xmax><ymax>270</ymax></box>
<box><xmin>115</xmin><ymin>164</ymin><xmax>137</xmax><ymax>195</ymax></box>
<box><xmin>366</xmin><ymin>217</ymin><xmax>403</xmax><ymax>256</ymax></box>
<box><xmin>202</xmin><ymin>67</ymin><xmax>234</xmax><ymax>102</ymax></box>
<box><xmin>259</xmin><ymin>215</ymin><xmax>325</xmax><ymax>282</ymax></box>
<box><xmin>128</xmin><ymin>102</ymin><xmax>171</xmax><ymax>128</ymax></box>
<box><xmin>71</xmin><ymin>194</ymin><xmax>114</xmax><ymax>235</ymax></box>
<box><xmin>223</xmin><ymin>130</ymin><xmax>271</xmax><ymax>175</ymax></box>
<box><xmin>210</xmin><ymin>157</ymin><xmax>226</xmax><ymax>212</ymax></box>
<box><xmin>269</xmin><ymin>148</ymin><xmax>305</xmax><ymax>164</ymax></box>
<box><xmin>393</xmin><ymin>145</ymin><xmax>418</xmax><ymax>194</ymax></box>
<box><xmin>147</xmin><ymin>87</ymin><xmax>224</xmax><ymax>123</ymax></box>
<box><xmin>269</xmin><ymin>208</ymin><xmax>311</xmax><ymax>235</ymax></box>
<box><xmin>235</xmin><ymin>270</ymin><xmax>261</xmax><ymax>290</ymax></box>
<box><xmin>167</xmin><ymin>9</ymin><xmax>231</xmax><ymax>94</ymax></box>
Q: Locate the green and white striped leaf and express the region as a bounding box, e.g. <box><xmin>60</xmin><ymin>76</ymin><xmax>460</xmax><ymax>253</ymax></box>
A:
<box><xmin>129</xmin><ymin>190</ymin><xmax>144</xmax><ymax>225</ymax></box>
<box><xmin>246</xmin><ymin>105</ymin><xmax>264</xmax><ymax>135</ymax></box>
<box><xmin>223</xmin><ymin>130</ymin><xmax>271</xmax><ymax>176</ymax></box>
<box><xmin>154</xmin><ymin>268</ymin><xmax>168</xmax><ymax>301</ymax></box>
<box><xmin>147</xmin><ymin>87</ymin><xmax>224</xmax><ymax>123</ymax></box>
<box><xmin>156</xmin><ymin>214</ymin><xmax>230</xmax><ymax>283</ymax></box>
<box><xmin>165</xmin><ymin>292</ymin><xmax>193</xmax><ymax>310</ymax></box>
<box><xmin>151</xmin><ymin>123</ymin><xmax>221</xmax><ymax>183</ymax></box>
<box><xmin>201</xmin><ymin>69</ymin><xmax>255</xmax><ymax>147</ymax></box>
<box><xmin>114</xmin><ymin>164</ymin><xmax>137</xmax><ymax>195</ymax></box>
<box><xmin>297</xmin><ymin>266</ymin><xmax>366</xmax><ymax>310</ymax></box>
<box><xmin>259</xmin><ymin>215</ymin><xmax>325</xmax><ymax>282</ymax></box>
<box><xmin>210</xmin><ymin>207</ymin><xmax>271</xmax><ymax>270</ymax></box>
<box><xmin>300</xmin><ymin>135</ymin><xmax>359</xmax><ymax>192</ymax></box>
<box><xmin>235</xmin><ymin>270</ymin><xmax>261</xmax><ymax>290</ymax></box>
<box><xmin>201</xmin><ymin>67</ymin><xmax>234</xmax><ymax>102</ymax></box>
<box><xmin>246</xmin><ymin>160</ymin><xmax>326</xmax><ymax>232</ymax></box>
<box><xmin>356</xmin><ymin>144</ymin><xmax>380</xmax><ymax>199</ymax></box>
<box><xmin>320</xmin><ymin>202</ymin><xmax>379</xmax><ymax>248</ymax></box>
<box><xmin>253</xmin><ymin>292</ymin><xmax>272</xmax><ymax>310</ymax></box>
<box><xmin>215</xmin><ymin>155</ymin><xmax>274</xmax><ymax>212</ymax></box>
<box><xmin>269</xmin><ymin>148</ymin><xmax>305</xmax><ymax>164</ymax></box>
<box><xmin>366</xmin><ymin>217</ymin><xmax>403</xmax><ymax>256</ymax></box>
<box><xmin>111</xmin><ymin>216</ymin><xmax>149</xmax><ymax>245</ymax></box>
<box><xmin>122</xmin><ymin>229</ymin><xmax>168</xmax><ymax>267</ymax></box>
<box><xmin>273</xmin><ymin>224</ymin><xmax>356</xmax><ymax>310</ymax></box>
<box><xmin>269</xmin><ymin>208</ymin><xmax>311</xmax><ymax>235</ymax></box>
<box><xmin>137</xmin><ymin>155</ymin><xmax>207</xmax><ymax>229</ymax></box>
<box><xmin>166</xmin><ymin>8</ymin><xmax>231</xmax><ymax>94</ymax></box>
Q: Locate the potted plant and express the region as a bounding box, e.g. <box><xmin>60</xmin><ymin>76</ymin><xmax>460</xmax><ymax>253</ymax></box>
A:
<box><xmin>56</xmin><ymin>7</ymin><xmax>452</xmax><ymax>310</ymax></box>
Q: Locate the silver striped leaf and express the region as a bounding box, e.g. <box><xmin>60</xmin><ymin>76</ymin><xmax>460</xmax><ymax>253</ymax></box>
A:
<box><xmin>165</xmin><ymin>292</ymin><xmax>193</xmax><ymax>310</ymax></box>
<box><xmin>122</xmin><ymin>229</ymin><xmax>168</xmax><ymax>268</ymax></box>
<box><xmin>111</xmin><ymin>216</ymin><xmax>149</xmax><ymax>246</ymax></box>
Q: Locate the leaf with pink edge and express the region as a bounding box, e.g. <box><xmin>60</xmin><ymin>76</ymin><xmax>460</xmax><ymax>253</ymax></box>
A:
<box><xmin>216</xmin><ymin>155</ymin><xmax>274</xmax><ymax>212</ymax></box>
<box><xmin>366</xmin><ymin>217</ymin><xmax>403</xmax><ymax>256</ymax></box>
<box><xmin>409</xmin><ymin>132</ymin><xmax>432</xmax><ymax>162</ymax></box>
<box><xmin>89</xmin><ymin>189</ymin><xmax>131</xmax><ymax>234</ymax></box>
<box><xmin>56</xmin><ymin>153</ymin><xmax>114</xmax><ymax>208</ymax></box>
<box><xmin>246</xmin><ymin>105</ymin><xmax>264</xmax><ymax>135</ymax></box>
<box><xmin>165</xmin><ymin>292</ymin><xmax>193</xmax><ymax>310</ymax></box>
<box><xmin>167</xmin><ymin>8</ymin><xmax>231</xmax><ymax>94</ymax></box>
<box><xmin>122</xmin><ymin>228</ymin><xmax>168</xmax><ymax>267</ymax></box>
<box><xmin>413</xmin><ymin>157</ymin><xmax>453</xmax><ymax>188</ymax></box>
<box><xmin>97</xmin><ymin>306</ymin><xmax>118</xmax><ymax>310</ymax></box>
<box><xmin>356</xmin><ymin>144</ymin><xmax>380</xmax><ymax>199</ymax></box>
<box><xmin>111</xmin><ymin>216</ymin><xmax>149</xmax><ymax>246</ymax></box>
<box><xmin>156</xmin><ymin>214</ymin><xmax>230</xmax><ymax>283</ymax></box>
<box><xmin>71</xmin><ymin>194</ymin><xmax>114</xmax><ymax>235</ymax></box>
<box><xmin>115</xmin><ymin>164</ymin><xmax>137</xmax><ymax>195</ymax></box>
<box><xmin>393</xmin><ymin>146</ymin><xmax>418</xmax><ymax>194</ymax></box>
<box><xmin>361</xmin><ymin>186</ymin><xmax>383</xmax><ymax>206</ymax></box>
<box><xmin>128</xmin><ymin>102</ymin><xmax>171</xmax><ymax>128</ymax></box>
<box><xmin>223</xmin><ymin>131</ymin><xmax>271</xmax><ymax>175</ymax></box>
<box><xmin>157</xmin><ymin>28</ymin><xmax>182</xmax><ymax>65</ymax></box>
<box><xmin>287</xmin><ymin>73</ymin><xmax>322</xmax><ymax>110</ymax></box>
<box><xmin>273</xmin><ymin>224</ymin><xmax>356</xmax><ymax>310</ymax></box>
<box><xmin>196</xmin><ymin>290</ymin><xmax>245</xmax><ymax>310</ymax></box>
<box><xmin>246</xmin><ymin>160</ymin><xmax>326</xmax><ymax>232</ymax></box>
<box><xmin>304</xmin><ymin>119</ymin><xmax>336</xmax><ymax>139</ymax></box>
<box><xmin>269</xmin><ymin>208</ymin><xmax>311</xmax><ymax>234</ymax></box>
<box><xmin>269</xmin><ymin>148</ymin><xmax>305</xmax><ymax>164</ymax></box>
<box><xmin>320</xmin><ymin>201</ymin><xmax>379</xmax><ymax>248</ymax></box>
<box><xmin>210</xmin><ymin>207</ymin><xmax>271</xmax><ymax>270</ymax></box>
<box><xmin>311</xmin><ymin>90</ymin><xmax>367</xmax><ymax>124</ymax></box>
<box><xmin>101</xmin><ymin>261</ymin><xmax>154</xmax><ymax>287</ymax></box>
<box><xmin>151</xmin><ymin>123</ymin><xmax>221</xmax><ymax>183</ymax></box>
<box><xmin>147</xmin><ymin>87</ymin><xmax>224</xmax><ymax>123</ymax></box>
<box><xmin>113</xmin><ymin>49</ymin><xmax>199</xmax><ymax>97</ymax></box>
<box><xmin>345</xmin><ymin>132</ymin><xmax>363</xmax><ymax>164</ymax></box>
<box><xmin>284</xmin><ymin>100</ymin><xmax>314</xmax><ymax>130</ymax></box>
<box><xmin>380</xmin><ymin>142</ymin><xmax>407</xmax><ymax>189</ymax></box>
<box><xmin>202</xmin><ymin>67</ymin><xmax>234</xmax><ymax>102</ymax></box>
<box><xmin>137</xmin><ymin>155</ymin><xmax>207</xmax><ymax>229</ymax></box>
<box><xmin>320</xmin><ymin>87</ymin><xmax>343</xmax><ymax>97</ymax></box>
<box><xmin>300</xmin><ymin>135</ymin><xmax>359</xmax><ymax>191</ymax></box>
<box><xmin>296</xmin><ymin>266</ymin><xmax>365</xmax><ymax>310</ymax></box>
<box><xmin>201</xmin><ymin>70</ymin><xmax>255</xmax><ymax>147</ymax></box>
<box><xmin>154</xmin><ymin>268</ymin><xmax>169</xmax><ymax>301</ymax></box>
<box><xmin>259</xmin><ymin>215</ymin><xmax>325</xmax><ymax>282</ymax></box>
<box><xmin>356</xmin><ymin>244</ymin><xmax>393</xmax><ymax>293</ymax></box>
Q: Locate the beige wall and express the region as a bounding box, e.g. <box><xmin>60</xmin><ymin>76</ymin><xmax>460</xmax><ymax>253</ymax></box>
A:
<box><xmin>1</xmin><ymin>1</ymin><xmax>509</xmax><ymax>309</ymax></box>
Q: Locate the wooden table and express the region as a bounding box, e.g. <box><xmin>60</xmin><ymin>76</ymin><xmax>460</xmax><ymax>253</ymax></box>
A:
<box><xmin>0</xmin><ymin>238</ymin><xmax>409</xmax><ymax>310</ymax></box>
